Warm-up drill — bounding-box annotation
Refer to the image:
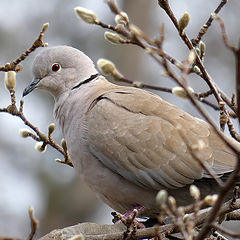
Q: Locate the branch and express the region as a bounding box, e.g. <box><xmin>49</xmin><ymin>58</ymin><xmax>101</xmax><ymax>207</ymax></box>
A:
<box><xmin>0</xmin><ymin>23</ymin><xmax>49</xmax><ymax>72</ymax></box>
<box><xmin>28</xmin><ymin>207</ymin><xmax>39</xmax><ymax>240</ymax></box>
<box><xmin>192</xmin><ymin>0</ymin><xmax>228</xmax><ymax>46</ymax></box>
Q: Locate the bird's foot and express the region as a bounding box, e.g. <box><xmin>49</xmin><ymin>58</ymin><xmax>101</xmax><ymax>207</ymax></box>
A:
<box><xmin>112</xmin><ymin>205</ymin><xmax>145</xmax><ymax>229</ymax></box>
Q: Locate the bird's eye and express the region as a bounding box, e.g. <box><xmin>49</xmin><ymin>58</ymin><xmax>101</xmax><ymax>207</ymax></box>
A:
<box><xmin>51</xmin><ymin>63</ymin><xmax>61</xmax><ymax>72</ymax></box>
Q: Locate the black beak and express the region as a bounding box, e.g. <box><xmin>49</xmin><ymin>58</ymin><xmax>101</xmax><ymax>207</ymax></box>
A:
<box><xmin>23</xmin><ymin>78</ymin><xmax>41</xmax><ymax>97</ymax></box>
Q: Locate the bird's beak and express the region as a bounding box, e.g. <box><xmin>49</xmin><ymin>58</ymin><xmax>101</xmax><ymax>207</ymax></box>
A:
<box><xmin>23</xmin><ymin>78</ymin><xmax>41</xmax><ymax>97</ymax></box>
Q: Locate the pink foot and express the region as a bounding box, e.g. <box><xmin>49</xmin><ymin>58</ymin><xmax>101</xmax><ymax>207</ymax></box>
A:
<box><xmin>114</xmin><ymin>205</ymin><xmax>146</xmax><ymax>228</ymax></box>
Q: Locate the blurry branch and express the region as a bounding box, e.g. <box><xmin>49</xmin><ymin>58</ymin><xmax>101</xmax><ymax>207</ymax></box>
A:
<box><xmin>0</xmin><ymin>23</ymin><xmax>49</xmax><ymax>72</ymax></box>
<box><xmin>0</xmin><ymin>24</ymin><xmax>73</xmax><ymax>167</ymax></box>
<box><xmin>214</xmin><ymin>14</ymin><xmax>239</xmax><ymax>53</ymax></box>
<box><xmin>192</xmin><ymin>0</ymin><xmax>228</xmax><ymax>46</ymax></box>
<box><xmin>212</xmin><ymin>224</ymin><xmax>240</xmax><ymax>239</ymax></box>
<box><xmin>0</xmin><ymin>208</ymin><xmax>39</xmax><ymax>240</ymax></box>
<box><xmin>28</xmin><ymin>207</ymin><xmax>39</xmax><ymax>240</ymax></box>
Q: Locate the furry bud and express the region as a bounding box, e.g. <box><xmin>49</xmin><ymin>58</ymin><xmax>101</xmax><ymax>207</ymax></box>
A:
<box><xmin>104</xmin><ymin>32</ymin><xmax>125</xmax><ymax>44</ymax></box>
<box><xmin>156</xmin><ymin>190</ymin><xmax>168</xmax><ymax>205</ymax></box>
<box><xmin>74</xmin><ymin>7</ymin><xmax>98</xmax><ymax>24</ymax></box>
<box><xmin>19</xmin><ymin>128</ymin><xmax>32</xmax><ymax>138</ymax></box>
<box><xmin>115</xmin><ymin>12</ymin><xmax>129</xmax><ymax>25</ymax></box>
<box><xmin>97</xmin><ymin>58</ymin><xmax>123</xmax><ymax>79</ymax></box>
<box><xmin>172</xmin><ymin>86</ymin><xmax>194</xmax><ymax>99</ymax></box>
<box><xmin>35</xmin><ymin>142</ymin><xmax>47</xmax><ymax>153</ymax></box>
<box><xmin>48</xmin><ymin>123</ymin><xmax>56</xmax><ymax>135</ymax></box>
<box><xmin>190</xmin><ymin>185</ymin><xmax>200</xmax><ymax>200</ymax></box>
<box><xmin>5</xmin><ymin>71</ymin><xmax>16</xmax><ymax>91</ymax></box>
<box><xmin>179</xmin><ymin>12</ymin><xmax>190</xmax><ymax>34</ymax></box>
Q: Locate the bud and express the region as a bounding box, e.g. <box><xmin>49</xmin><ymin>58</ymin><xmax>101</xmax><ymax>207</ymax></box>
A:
<box><xmin>133</xmin><ymin>81</ymin><xmax>143</xmax><ymax>88</ymax></box>
<box><xmin>42</xmin><ymin>23</ymin><xmax>49</xmax><ymax>32</ymax></box>
<box><xmin>61</xmin><ymin>138</ymin><xmax>68</xmax><ymax>152</ymax></box>
<box><xmin>35</xmin><ymin>141</ymin><xmax>47</xmax><ymax>153</ymax></box>
<box><xmin>199</xmin><ymin>41</ymin><xmax>206</xmax><ymax>55</ymax></box>
<box><xmin>129</xmin><ymin>24</ymin><xmax>144</xmax><ymax>37</ymax></box>
<box><xmin>193</xmin><ymin>66</ymin><xmax>201</xmax><ymax>74</ymax></box>
<box><xmin>97</xmin><ymin>58</ymin><xmax>123</xmax><ymax>79</ymax></box>
<box><xmin>178</xmin><ymin>207</ymin><xmax>185</xmax><ymax>216</ymax></box>
<box><xmin>5</xmin><ymin>71</ymin><xmax>16</xmax><ymax>91</ymax></box>
<box><xmin>156</xmin><ymin>190</ymin><xmax>168</xmax><ymax>205</ymax></box>
<box><xmin>19</xmin><ymin>128</ymin><xmax>32</xmax><ymax>138</ymax></box>
<box><xmin>190</xmin><ymin>185</ymin><xmax>200</xmax><ymax>200</ymax></box>
<box><xmin>106</xmin><ymin>0</ymin><xmax>119</xmax><ymax>14</ymax></box>
<box><xmin>115</xmin><ymin>12</ymin><xmax>129</xmax><ymax>25</ymax></box>
<box><xmin>74</xmin><ymin>7</ymin><xmax>98</xmax><ymax>24</ymax></box>
<box><xmin>168</xmin><ymin>196</ymin><xmax>176</xmax><ymax>209</ymax></box>
<box><xmin>210</xmin><ymin>13</ymin><xmax>217</xmax><ymax>19</ymax></box>
<box><xmin>199</xmin><ymin>41</ymin><xmax>206</xmax><ymax>60</ymax></box>
<box><xmin>188</xmin><ymin>50</ymin><xmax>196</xmax><ymax>63</ymax></box>
<box><xmin>48</xmin><ymin>123</ymin><xmax>56</xmax><ymax>135</ymax></box>
<box><xmin>29</xmin><ymin>206</ymin><xmax>34</xmax><ymax>215</ymax></box>
<box><xmin>204</xmin><ymin>194</ymin><xmax>218</xmax><ymax>206</ymax></box>
<box><xmin>97</xmin><ymin>59</ymin><xmax>115</xmax><ymax>76</ymax></box>
<box><xmin>104</xmin><ymin>32</ymin><xmax>125</xmax><ymax>44</ymax></box>
<box><xmin>196</xmin><ymin>48</ymin><xmax>200</xmax><ymax>56</ymax></box>
<box><xmin>172</xmin><ymin>86</ymin><xmax>194</xmax><ymax>99</ymax></box>
<box><xmin>178</xmin><ymin>12</ymin><xmax>190</xmax><ymax>34</ymax></box>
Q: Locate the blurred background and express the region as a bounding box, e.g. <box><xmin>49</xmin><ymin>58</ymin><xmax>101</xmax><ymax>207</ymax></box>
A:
<box><xmin>0</xmin><ymin>0</ymin><xmax>240</xmax><ymax>238</ymax></box>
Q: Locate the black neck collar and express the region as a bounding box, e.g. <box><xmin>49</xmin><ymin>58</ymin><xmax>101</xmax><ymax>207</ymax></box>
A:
<box><xmin>71</xmin><ymin>73</ymin><xmax>99</xmax><ymax>90</ymax></box>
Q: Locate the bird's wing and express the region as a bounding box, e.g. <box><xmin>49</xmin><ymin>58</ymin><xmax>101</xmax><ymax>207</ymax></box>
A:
<box><xmin>86</xmin><ymin>87</ymin><xmax>236</xmax><ymax>190</ymax></box>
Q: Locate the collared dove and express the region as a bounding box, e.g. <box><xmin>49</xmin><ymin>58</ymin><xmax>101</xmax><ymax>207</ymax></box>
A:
<box><xmin>23</xmin><ymin>45</ymin><xmax>238</xmax><ymax>217</ymax></box>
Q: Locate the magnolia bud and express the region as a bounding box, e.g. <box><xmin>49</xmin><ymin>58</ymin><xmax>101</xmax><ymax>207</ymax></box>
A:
<box><xmin>178</xmin><ymin>12</ymin><xmax>190</xmax><ymax>34</ymax></box>
<box><xmin>48</xmin><ymin>123</ymin><xmax>56</xmax><ymax>135</ymax></box>
<box><xmin>129</xmin><ymin>24</ymin><xmax>144</xmax><ymax>37</ymax></box>
<box><xmin>156</xmin><ymin>190</ymin><xmax>168</xmax><ymax>205</ymax></box>
<box><xmin>115</xmin><ymin>12</ymin><xmax>129</xmax><ymax>25</ymax></box>
<box><xmin>5</xmin><ymin>71</ymin><xmax>16</xmax><ymax>91</ymax></box>
<box><xmin>193</xmin><ymin>66</ymin><xmax>201</xmax><ymax>74</ymax></box>
<box><xmin>97</xmin><ymin>59</ymin><xmax>123</xmax><ymax>80</ymax></box>
<box><xmin>74</xmin><ymin>7</ymin><xmax>98</xmax><ymax>24</ymax></box>
<box><xmin>61</xmin><ymin>138</ymin><xmax>68</xmax><ymax>152</ymax></box>
<box><xmin>97</xmin><ymin>59</ymin><xmax>115</xmax><ymax>76</ymax></box>
<box><xmin>190</xmin><ymin>185</ymin><xmax>200</xmax><ymax>200</ymax></box>
<box><xmin>204</xmin><ymin>194</ymin><xmax>218</xmax><ymax>206</ymax></box>
<box><xmin>35</xmin><ymin>142</ymin><xmax>47</xmax><ymax>153</ymax></box>
<box><xmin>168</xmin><ymin>196</ymin><xmax>176</xmax><ymax>209</ymax></box>
<box><xmin>133</xmin><ymin>81</ymin><xmax>143</xmax><ymax>88</ymax></box>
<box><xmin>188</xmin><ymin>50</ymin><xmax>196</xmax><ymax>63</ymax></box>
<box><xmin>104</xmin><ymin>32</ymin><xmax>125</xmax><ymax>44</ymax></box>
<box><xmin>19</xmin><ymin>128</ymin><xmax>32</xmax><ymax>138</ymax></box>
<box><xmin>210</xmin><ymin>13</ymin><xmax>217</xmax><ymax>19</ymax></box>
<box><xmin>172</xmin><ymin>86</ymin><xmax>194</xmax><ymax>99</ymax></box>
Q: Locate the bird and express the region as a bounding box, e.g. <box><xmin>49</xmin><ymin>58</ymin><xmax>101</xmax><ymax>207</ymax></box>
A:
<box><xmin>23</xmin><ymin>45</ymin><xmax>238</xmax><ymax>218</ymax></box>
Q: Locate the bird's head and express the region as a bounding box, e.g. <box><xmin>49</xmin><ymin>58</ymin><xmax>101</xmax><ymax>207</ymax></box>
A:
<box><xmin>23</xmin><ymin>45</ymin><xmax>98</xmax><ymax>98</ymax></box>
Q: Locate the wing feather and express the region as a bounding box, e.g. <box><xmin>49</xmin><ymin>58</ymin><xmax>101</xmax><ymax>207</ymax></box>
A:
<box><xmin>87</xmin><ymin>88</ymin><xmax>236</xmax><ymax>190</ymax></box>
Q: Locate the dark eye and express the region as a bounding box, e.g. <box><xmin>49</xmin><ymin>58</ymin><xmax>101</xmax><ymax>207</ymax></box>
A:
<box><xmin>51</xmin><ymin>63</ymin><xmax>61</xmax><ymax>72</ymax></box>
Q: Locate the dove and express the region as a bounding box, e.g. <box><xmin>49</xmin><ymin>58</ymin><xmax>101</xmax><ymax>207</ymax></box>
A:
<box><xmin>23</xmin><ymin>45</ymin><xmax>238</xmax><ymax>217</ymax></box>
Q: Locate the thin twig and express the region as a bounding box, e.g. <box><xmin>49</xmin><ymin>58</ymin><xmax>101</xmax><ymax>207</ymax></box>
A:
<box><xmin>192</xmin><ymin>0</ymin><xmax>228</xmax><ymax>46</ymax></box>
<box><xmin>212</xmin><ymin>224</ymin><xmax>240</xmax><ymax>239</ymax></box>
<box><xmin>215</xmin><ymin>15</ymin><xmax>238</xmax><ymax>52</ymax></box>
<box><xmin>0</xmin><ymin>23</ymin><xmax>49</xmax><ymax>72</ymax></box>
<box><xmin>28</xmin><ymin>207</ymin><xmax>38</xmax><ymax>240</ymax></box>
